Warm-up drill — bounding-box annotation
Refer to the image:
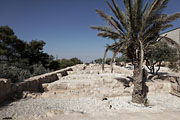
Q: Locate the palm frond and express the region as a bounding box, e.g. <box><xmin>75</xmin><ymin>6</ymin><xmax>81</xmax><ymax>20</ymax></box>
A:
<box><xmin>111</xmin><ymin>0</ymin><xmax>130</xmax><ymax>31</ymax></box>
<box><xmin>97</xmin><ymin>32</ymin><xmax>119</xmax><ymax>40</ymax></box>
<box><xmin>123</xmin><ymin>0</ymin><xmax>132</xmax><ymax>17</ymax></box>
<box><xmin>141</xmin><ymin>1</ymin><xmax>148</xmax><ymax>16</ymax></box>
<box><xmin>90</xmin><ymin>26</ymin><xmax>118</xmax><ymax>33</ymax></box>
<box><xmin>106</xmin><ymin>1</ymin><xmax>119</xmax><ymax>21</ymax></box>
<box><xmin>160</xmin><ymin>24</ymin><xmax>173</xmax><ymax>31</ymax></box>
<box><xmin>133</xmin><ymin>0</ymin><xmax>143</xmax><ymax>21</ymax></box>
<box><xmin>95</xmin><ymin>9</ymin><xmax>125</xmax><ymax>39</ymax></box>
<box><xmin>123</xmin><ymin>0</ymin><xmax>134</xmax><ymax>33</ymax></box>
<box><xmin>111</xmin><ymin>17</ymin><xmax>125</xmax><ymax>34</ymax></box>
<box><xmin>143</xmin><ymin>12</ymin><xmax>180</xmax><ymax>43</ymax></box>
<box><xmin>140</xmin><ymin>0</ymin><xmax>169</xmax><ymax>37</ymax></box>
<box><xmin>106</xmin><ymin>0</ymin><xmax>125</xmax><ymax>33</ymax></box>
<box><xmin>163</xmin><ymin>13</ymin><xmax>180</xmax><ymax>24</ymax></box>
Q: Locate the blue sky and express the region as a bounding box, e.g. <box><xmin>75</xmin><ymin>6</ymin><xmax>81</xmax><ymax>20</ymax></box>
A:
<box><xmin>0</xmin><ymin>0</ymin><xmax>180</xmax><ymax>62</ymax></box>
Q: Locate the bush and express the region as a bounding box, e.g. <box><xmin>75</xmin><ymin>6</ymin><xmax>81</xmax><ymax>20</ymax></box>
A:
<box><xmin>94</xmin><ymin>58</ymin><xmax>103</xmax><ymax>64</ymax></box>
<box><xmin>70</xmin><ymin>57</ymin><xmax>83</xmax><ymax>64</ymax></box>
<box><xmin>105</xmin><ymin>58</ymin><xmax>111</xmax><ymax>65</ymax></box>
<box><xmin>30</xmin><ymin>64</ymin><xmax>50</xmax><ymax>76</ymax></box>
<box><xmin>0</xmin><ymin>57</ymin><xmax>83</xmax><ymax>83</ymax></box>
<box><xmin>0</xmin><ymin>62</ymin><xmax>31</xmax><ymax>83</ymax></box>
<box><xmin>85</xmin><ymin>62</ymin><xmax>90</xmax><ymax>66</ymax></box>
<box><xmin>49</xmin><ymin>60</ymin><xmax>60</xmax><ymax>70</ymax></box>
<box><xmin>58</xmin><ymin>59</ymin><xmax>74</xmax><ymax>69</ymax></box>
<box><xmin>0</xmin><ymin>62</ymin><xmax>50</xmax><ymax>83</ymax></box>
<box><xmin>116</xmin><ymin>55</ymin><xmax>131</xmax><ymax>63</ymax></box>
<box><xmin>58</xmin><ymin>58</ymin><xmax>83</xmax><ymax>69</ymax></box>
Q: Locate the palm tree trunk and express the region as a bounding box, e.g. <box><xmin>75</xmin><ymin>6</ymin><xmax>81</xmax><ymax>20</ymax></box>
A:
<box><xmin>110</xmin><ymin>50</ymin><xmax>118</xmax><ymax>73</ymax></box>
<box><xmin>102</xmin><ymin>48</ymin><xmax>108</xmax><ymax>71</ymax></box>
<box><xmin>132</xmin><ymin>41</ymin><xmax>148</xmax><ymax>104</ymax></box>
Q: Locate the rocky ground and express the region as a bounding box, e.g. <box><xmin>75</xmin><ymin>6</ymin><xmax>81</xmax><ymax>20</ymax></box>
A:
<box><xmin>0</xmin><ymin>64</ymin><xmax>180</xmax><ymax>120</ymax></box>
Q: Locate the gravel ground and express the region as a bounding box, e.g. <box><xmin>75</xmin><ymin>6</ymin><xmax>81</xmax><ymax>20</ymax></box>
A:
<box><xmin>0</xmin><ymin>94</ymin><xmax>180</xmax><ymax>120</ymax></box>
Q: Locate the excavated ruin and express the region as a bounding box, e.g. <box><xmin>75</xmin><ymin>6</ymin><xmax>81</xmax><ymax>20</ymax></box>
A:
<box><xmin>0</xmin><ymin>64</ymin><xmax>180</xmax><ymax>120</ymax></box>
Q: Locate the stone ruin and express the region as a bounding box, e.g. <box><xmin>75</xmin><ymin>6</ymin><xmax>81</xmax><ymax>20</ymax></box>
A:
<box><xmin>0</xmin><ymin>64</ymin><xmax>180</xmax><ymax>104</ymax></box>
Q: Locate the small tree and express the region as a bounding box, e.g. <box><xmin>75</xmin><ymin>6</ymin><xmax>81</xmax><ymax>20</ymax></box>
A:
<box><xmin>145</xmin><ymin>41</ymin><xmax>178</xmax><ymax>74</ymax></box>
<box><xmin>105</xmin><ymin>58</ymin><xmax>111</xmax><ymax>65</ymax></box>
<box><xmin>49</xmin><ymin>60</ymin><xmax>61</xmax><ymax>70</ymax></box>
<box><xmin>0</xmin><ymin>26</ymin><xmax>25</xmax><ymax>62</ymax></box>
<box><xmin>0</xmin><ymin>62</ymin><xmax>31</xmax><ymax>83</ymax></box>
<box><xmin>94</xmin><ymin>58</ymin><xmax>103</xmax><ymax>64</ymax></box>
<box><xmin>0</xmin><ymin>26</ymin><xmax>60</xmax><ymax>82</ymax></box>
<box><xmin>57</xmin><ymin>58</ymin><xmax>83</xmax><ymax>69</ymax></box>
<box><xmin>70</xmin><ymin>57</ymin><xmax>83</xmax><ymax>64</ymax></box>
<box><xmin>116</xmin><ymin>54</ymin><xmax>131</xmax><ymax>65</ymax></box>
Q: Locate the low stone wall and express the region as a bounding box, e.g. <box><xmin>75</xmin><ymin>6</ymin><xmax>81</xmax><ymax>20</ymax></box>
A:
<box><xmin>0</xmin><ymin>79</ymin><xmax>12</xmax><ymax>103</ymax></box>
<box><xmin>0</xmin><ymin>67</ymin><xmax>73</xmax><ymax>104</ymax></box>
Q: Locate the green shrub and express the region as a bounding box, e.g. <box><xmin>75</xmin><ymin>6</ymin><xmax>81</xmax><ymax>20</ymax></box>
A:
<box><xmin>0</xmin><ymin>63</ymin><xmax>31</xmax><ymax>83</ymax></box>
<box><xmin>0</xmin><ymin>62</ymin><xmax>50</xmax><ymax>83</ymax></box>
<box><xmin>58</xmin><ymin>58</ymin><xmax>83</xmax><ymax>69</ymax></box>
<box><xmin>30</xmin><ymin>64</ymin><xmax>50</xmax><ymax>76</ymax></box>
<box><xmin>94</xmin><ymin>58</ymin><xmax>103</xmax><ymax>64</ymax></box>
<box><xmin>85</xmin><ymin>62</ymin><xmax>90</xmax><ymax>66</ymax></box>
<box><xmin>105</xmin><ymin>58</ymin><xmax>111</xmax><ymax>65</ymax></box>
<box><xmin>116</xmin><ymin>55</ymin><xmax>131</xmax><ymax>63</ymax></box>
<box><xmin>49</xmin><ymin>60</ymin><xmax>60</xmax><ymax>70</ymax></box>
<box><xmin>70</xmin><ymin>57</ymin><xmax>83</xmax><ymax>64</ymax></box>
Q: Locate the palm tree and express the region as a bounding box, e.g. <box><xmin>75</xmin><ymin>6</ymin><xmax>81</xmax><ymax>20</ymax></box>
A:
<box><xmin>101</xmin><ymin>42</ymin><xmax>121</xmax><ymax>73</ymax></box>
<box><xmin>91</xmin><ymin>0</ymin><xmax>180</xmax><ymax>104</ymax></box>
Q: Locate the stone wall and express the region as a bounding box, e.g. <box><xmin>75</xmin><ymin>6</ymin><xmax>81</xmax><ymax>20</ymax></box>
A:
<box><xmin>0</xmin><ymin>67</ymin><xmax>73</xmax><ymax>104</ymax></box>
<box><xmin>0</xmin><ymin>79</ymin><xmax>12</xmax><ymax>103</ymax></box>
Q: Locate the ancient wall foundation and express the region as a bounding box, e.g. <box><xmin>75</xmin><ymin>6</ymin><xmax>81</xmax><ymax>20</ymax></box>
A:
<box><xmin>0</xmin><ymin>67</ymin><xmax>73</xmax><ymax>104</ymax></box>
